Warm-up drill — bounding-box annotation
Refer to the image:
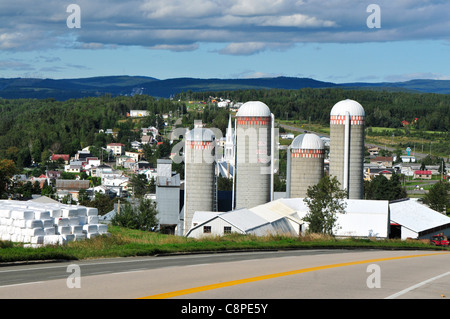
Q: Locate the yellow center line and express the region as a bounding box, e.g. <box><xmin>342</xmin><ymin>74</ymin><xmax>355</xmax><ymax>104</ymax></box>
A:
<box><xmin>139</xmin><ymin>252</ymin><xmax>449</xmax><ymax>299</ymax></box>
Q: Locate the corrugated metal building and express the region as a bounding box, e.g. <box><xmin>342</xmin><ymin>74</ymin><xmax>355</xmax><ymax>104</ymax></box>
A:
<box><xmin>389</xmin><ymin>198</ymin><xmax>450</xmax><ymax>240</ymax></box>
<box><xmin>187</xmin><ymin>198</ymin><xmax>390</xmax><ymax>239</ymax></box>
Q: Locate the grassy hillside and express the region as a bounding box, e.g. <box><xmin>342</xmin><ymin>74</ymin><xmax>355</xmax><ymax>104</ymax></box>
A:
<box><xmin>0</xmin><ymin>226</ymin><xmax>446</xmax><ymax>263</ymax></box>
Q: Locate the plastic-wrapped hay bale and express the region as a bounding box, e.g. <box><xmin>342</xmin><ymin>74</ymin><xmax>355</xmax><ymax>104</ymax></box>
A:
<box><xmin>86</xmin><ymin>207</ymin><xmax>98</xmax><ymax>216</ymax></box>
<box><xmin>78</xmin><ymin>215</ymin><xmax>87</xmax><ymax>225</ymax></box>
<box><xmin>88</xmin><ymin>215</ymin><xmax>98</xmax><ymax>224</ymax></box>
<box><xmin>77</xmin><ymin>207</ymin><xmax>87</xmax><ymax>217</ymax></box>
<box><xmin>83</xmin><ymin>224</ymin><xmax>98</xmax><ymax>233</ymax></box>
<box><xmin>11</xmin><ymin>210</ymin><xmax>34</xmax><ymax>220</ymax></box>
<box><xmin>87</xmin><ymin>232</ymin><xmax>99</xmax><ymax>239</ymax></box>
<box><xmin>75</xmin><ymin>233</ymin><xmax>86</xmax><ymax>241</ymax></box>
<box><xmin>30</xmin><ymin>235</ymin><xmax>44</xmax><ymax>245</ymax></box>
<box><xmin>43</xmin><ymin>235</ymin><xmax>65</xmax><ymax>245</ymax></box>
<box><xmin>44</xmin><ymin>227</ymin><xmax>56</xmax><ymax>235</ymax></box>
<box><xmin>71</xmin><ymin>225</ymin><xmax>83</xmax><ymax>235</ymax></box>
<box><xmin>13</xmin><ymin>219</ymin><xmax>26</xmax><ymax>228</ymax></box>
<box><xmin>34</xmin><ymin>211</ymin><xmax>50</xmax><ymax>220</ymax></box>
<box><xmin>98</xmin><ymin>224</ymin><xmax>108</xmax><ymax>234</ymax></box>
<box><xmin>0</xmin><ymin>209</ymin><xmax>11</xmax><ymax>218</ymax></box>
<box><xmin>23</xmin><ymin>228</ymin><xmax>45</xmax><ymax>237</ymax></box>
<box><xmin>54</xmin><ymin>217</ymin><xmax>69</xmax><ymax>227</ymax></box>
<box><xmin>49</xmin><ymin>208</ymin><xmax>61</xmax><ymax>218</ymax></box>
<box><xmin>62</xmin><ymin>234</ymin><xmax>75</xmax><ymax>243</ymax></box>
<box><xmin>62</xmin><ymin>208</ymin><xmax>78</xmax><ymax>218</ymax></box>
<box><xmin>42</xmin><ymin>219</ymin><xmax>54</xmax><ymax>228</ymax></box>
<box><xmin>57</xmin><ymin>226</ymin><xmax>71</xmax><ymax>235</ymax></box>
<box><xmin>68</xmin><ymin>217</ymin><xmax>80</xmax><ymax>226</ymax></box>
<box><xmin>25</xmin><ymin>219</ymin><xmax>44</xmax><ymax>229</ymax></box>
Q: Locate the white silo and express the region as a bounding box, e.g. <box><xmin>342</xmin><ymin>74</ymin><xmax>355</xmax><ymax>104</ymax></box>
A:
<box><xmin>184</xmin><ymin>127</ymin><xmax>216</xmax><ymax>234</ymax></box>
<box><xmin>234</xmin><ymin>101</ymin><xmax>274</xmax><ymax>209</ymax></box>
<box><xmin>329</xmin><ymin>99</ymin><xmax>365</xmax><ymax>199</ymax></box>
<box><xmin>287</xmin><ymin>133</ymin><xmax>325</xmax><ymax>198</ymax></box>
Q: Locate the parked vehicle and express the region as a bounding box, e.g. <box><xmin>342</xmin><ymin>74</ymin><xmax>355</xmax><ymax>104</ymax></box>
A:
<box><xmin>431</xmin><ymin>234</ymin><xmax>449</xmax><ymax>246</ymax></box>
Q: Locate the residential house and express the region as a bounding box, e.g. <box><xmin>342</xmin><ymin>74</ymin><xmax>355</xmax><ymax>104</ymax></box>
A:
<box><xmin>414</xmin><ymin>170</ymin><xmax>432</xmax><ymax>180</ymax></box>
<box><xmin>131</xmin><ymin>141</ymin><xmax>143</xmax><ymax>151</ymax></box>
<box><xmin>107</xmin><ymin>143</ymin><xmax>125</xmax><ymax>156</ymax></box>
<box><xmin>55</xmin><ymin>179</ymin><xmax>90</xmax><ymax>202</ymax></box>
<box><xmin>142</xmin><ymin>126</ymin><xmax>159</xmax><ymax>138</ymax></box>
<box><xmin>370</xmin><ymin>156</ymin><xmax>393</xmax><ymax>168</ymax></box>
<box><xmin>125</xmin><ymin>151</ymin><xmax>140</xmax><ymax>162</ymax></box>
<box><xmin>368</xmin><ymin>147</ymin><xmax>380</xmax><ymax>156</ymax></box>
<box><xmin>129</xmin><ymin>110</ymin><xmax>149</xmax><ymax>117</ymax></box>
<box><xmin>141</xmin><ymin>135</ymin><xmax>153</xmax><ymax>145</ymax></box>
<box><xmin>101</xmin><ymin>172</ymin><xmax>129</xmax><ymax>197</ymax></box>
<box><xmin>51</xmin><ymin>154</ymin><xmax>70</xmax><ymax>164</ymax></box>
<box><xmin>64</xmin><ymin>161</ymin><xmax>83</xmax><ymax>173</ymax></box>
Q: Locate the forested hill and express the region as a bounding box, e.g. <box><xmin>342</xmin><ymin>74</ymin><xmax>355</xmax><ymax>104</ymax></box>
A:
<box><xmin>0</xmin><ymin>76</ymin><xmax>449</xmax><ymax>100</ymax></box>
<box><xmin>0</xmin><ymin>88</ymin><xmax>449</xmax><ymax>170</ymax></box>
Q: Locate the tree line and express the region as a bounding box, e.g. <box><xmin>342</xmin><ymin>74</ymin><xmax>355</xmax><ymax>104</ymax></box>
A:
<box><xmin>183</xmin><ymin>88</ymin><xmax>450</xmax><ymax>132</ymax></box>
<box><xmin>0</xmin><ymin>95</ymin><xmax>182</xmax><ymax>169</ymax></box>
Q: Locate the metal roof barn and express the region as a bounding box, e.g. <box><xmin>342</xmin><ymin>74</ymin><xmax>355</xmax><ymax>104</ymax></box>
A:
<box><xmin>389</xmin><ymin>199</ymin><xmax>450</xmax><ymax>240</ymax></box>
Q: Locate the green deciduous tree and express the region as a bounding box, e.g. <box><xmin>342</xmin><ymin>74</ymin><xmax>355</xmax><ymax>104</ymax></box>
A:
<box><xmin>303</xmin><ymin>176</ymin><xmax>348</xmax><ymax>235</ymax></box>
<box><xmin>364</xmin><ymin>172</ymin><xmax>407</xmax><ymax>201</ymax></box>
<box><xmin>0</xmin><ymin>159</ymin><xmax>15</xmax><ymax>198</ymax></box>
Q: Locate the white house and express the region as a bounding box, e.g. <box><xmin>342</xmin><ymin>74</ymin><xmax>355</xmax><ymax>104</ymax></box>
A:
<box><xmin>107</xmin><ymin>143</ymin><xmax>125</xmax><ymax>156</ymax></box>
<box><xmin>129</xmin><ymin>110</ymin><xmax>149</xmax><ymax>117</ymax></box>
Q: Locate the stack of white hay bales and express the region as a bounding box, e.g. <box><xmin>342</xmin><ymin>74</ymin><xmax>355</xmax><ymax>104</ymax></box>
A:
<box><xmin>0</xmin><ymin>200</ymin><xmax>109</xmax><ymax>247</ymax></box>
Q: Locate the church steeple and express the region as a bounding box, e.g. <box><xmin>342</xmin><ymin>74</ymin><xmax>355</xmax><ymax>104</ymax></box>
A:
<box><xmin>224</xmin><ymin>115</ymin><xmax>235</xmax><ymax>164</ymax></box>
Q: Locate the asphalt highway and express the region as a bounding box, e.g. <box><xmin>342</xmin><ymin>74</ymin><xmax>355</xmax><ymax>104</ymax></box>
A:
<box><xmin>1</xmin><ymin>249</ymin><xmax>449</xmax><ymax>300</ymax></box>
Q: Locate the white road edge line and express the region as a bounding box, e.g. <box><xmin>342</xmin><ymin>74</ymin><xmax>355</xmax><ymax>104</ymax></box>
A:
<box><xmin>385</xmin><ymin>271</ymin><xmax>450</xmax><ymax>299</ymax></box>
<box><xmin>0</xmin><ymin>281</ymin><xmax>44</xmax><ymax>288</ymax></box>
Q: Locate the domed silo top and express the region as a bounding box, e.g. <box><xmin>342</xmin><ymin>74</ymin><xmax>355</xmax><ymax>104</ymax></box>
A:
<box><xmin>290</xmin><ymin>133</ymin><xmax>325</xmax><ymax>158</ymax></box>
<box><xmin>330</xmin><ymin>99</ymin><xmax>365</xmax><ymax>116</ymax></box>
<box><xmin>185</xmin><ymin>128</ymin><xmax>215</xmax><ymax>142</ymax></box>
<box><xmin>330</xmin><ymin>99</ymin><xmax>365</xmax><ymax>125</ymax></box>
<box><xmin>290</xmin><ymin>133</ymin><xmax>324</xmax><ymax>150</ymax></box>
<box><xmin>236</xmin><ymin>101</ymin><xmax>271</xmax><ymax>118</ymax></box>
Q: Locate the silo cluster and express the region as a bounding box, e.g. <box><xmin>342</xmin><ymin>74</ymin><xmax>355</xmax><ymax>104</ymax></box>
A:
<box><xmin>329</xmin><ymin>99</ymin><xmax>365</xmax><ymax>199</ymax></box>
<box><xmin>184</xmin><ymin>127</ymin><xmax>216</xmax><ymax>234</ymax></box>
<box><xmin>234</xmin><ymin>101</ymin><xmax>274</xmax><ymax>210</ymax></box>
<box><xmin>287</xmin><ymin>133</ymin><xmax>325</xmax><ymax>198</ymax></box>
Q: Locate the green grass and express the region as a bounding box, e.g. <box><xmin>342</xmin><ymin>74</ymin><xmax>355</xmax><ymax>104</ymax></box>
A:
<box><xmin>0</xmin><ymin>226</ymin><xmax>447</xmax><ymax>263</ymax></box>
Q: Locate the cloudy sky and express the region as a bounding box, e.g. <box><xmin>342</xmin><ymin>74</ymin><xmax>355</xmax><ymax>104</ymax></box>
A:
<box><xmin>0</xmin><ymin>0</ymin><xmax>449</xmax><ymax>82</ymax></box>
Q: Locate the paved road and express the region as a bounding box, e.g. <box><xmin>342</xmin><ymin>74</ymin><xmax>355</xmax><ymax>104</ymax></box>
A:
<box><xmin>1</xmin><ymin>249</ymin><xmax>449</xmax><ymax>300</ymax></box>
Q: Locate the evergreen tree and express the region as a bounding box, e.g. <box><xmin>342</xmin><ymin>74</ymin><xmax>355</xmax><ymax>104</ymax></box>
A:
<box><xmin>423</xmin><ymin>181</ymin><xmax>450</xmax><ymax>214</ymax></box>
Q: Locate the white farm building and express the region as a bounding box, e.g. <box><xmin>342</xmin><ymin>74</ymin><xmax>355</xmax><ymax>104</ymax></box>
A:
<box><xmin>186</xmin><ymin>198</ymin><xmax>450</xmax><ymax>240</ymax></box>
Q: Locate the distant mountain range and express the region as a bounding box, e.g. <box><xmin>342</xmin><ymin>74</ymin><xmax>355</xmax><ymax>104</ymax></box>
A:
<box><xmin>0</xmin><ymin>76</ymin><xmax>449</xmax><ymax>100</ymax></box>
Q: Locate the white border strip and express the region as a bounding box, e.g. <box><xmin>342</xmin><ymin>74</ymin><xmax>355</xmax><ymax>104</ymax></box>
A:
<box><xmin>385</xmin><ymin>271</ymin><xmax>450</xmax><ymax>299</ymax></box>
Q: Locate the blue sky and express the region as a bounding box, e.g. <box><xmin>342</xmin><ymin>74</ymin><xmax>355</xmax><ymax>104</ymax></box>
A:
<box><xmin>0</xmin><ymin>0</ymin><xmax>449</xmax><ymax>83</ymax></box>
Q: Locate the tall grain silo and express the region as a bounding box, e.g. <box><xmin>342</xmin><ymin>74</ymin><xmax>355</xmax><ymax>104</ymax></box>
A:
<box><xmin>329</xmin><ymin>99</ymin><xmax>365</xmax><ymax>199</ymax></box>
<box><xmin>234</xmin><ymin>101</ymin><xmax>274</xmax><ymax>209</ymax></box>
<box><xmin>287</xmin><ymin>133</ymin><xmax>325</xmax><ymax>198</ymax></box>
<box><xmin>184</xmin><ymin>127</ymin><xmax>216</xmax><ymax>234</ymax></box>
